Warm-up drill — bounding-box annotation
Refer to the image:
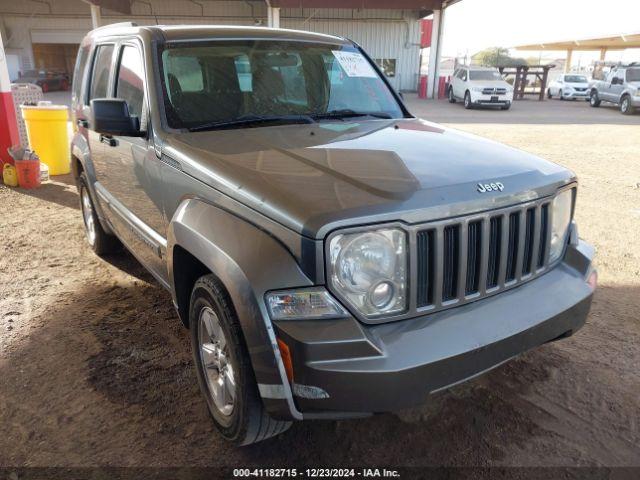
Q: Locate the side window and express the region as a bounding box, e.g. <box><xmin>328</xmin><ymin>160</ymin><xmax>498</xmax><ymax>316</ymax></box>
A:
<box><xmin>89</xmin><ymin>44</ymin><xmax>114</xmax><ymax>103</ymax></box>
<box><xmin>116</xmin><ymin>45</ymin><xmax>145</xmax><ymax>118</ymax></box>
<box><xmin>461</xmin><ymin>70</ymin><xmax>468</xmax><ymax>81</ymax></box>
<box><xmin>163</xmin><ymin>54</ymin><xmax>204</xmax><ymax>100</ymax></box>
<box><xmin>72</xmin><ymin>44</ymin><xmax>90</xmax><ymax>104</ymax></box>
<box><xmin>234</xmin><ymin>55</ymin><xmax>252</xmax><ymax>92</ymax></box>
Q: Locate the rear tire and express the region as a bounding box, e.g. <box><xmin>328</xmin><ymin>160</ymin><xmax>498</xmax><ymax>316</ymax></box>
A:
<box><xmin>464</xmin><ymin>91</ymin><xmax>472</xmax><ymax>109</ymax></box>
<box><xmin>590</xmin><ymin>90</ymin><xmax>601</xmax><ymax>107</ymax></box>
<box><xmin>620</xmin><ymin>95</ymin><xmax>635</xmax><ymax>115</ymax></box>
<box><xmin>448</xmin><ymin>87</ymin><xmax>456</xmax><ymax>103</ymax></box>
<box><xmin>189</xmin><ymin>274</ymin><xmax>291</xmax><ymax>445</ymax></box>
<box><xmin>501</xmin><ymin>102</ymin><xmax>511</xmax><ymax>110</ymax></box>
<box><xmin>558</xmin><ymin>89</ymin><xmax>564</xmax><ymax>100</ymax></box>
<box><xmin>78</xmin><ymin>172</ymin><xmax>120</xmax><ymax>256</ymax></box>
<box><xmin>547</xmin><ymin>88</ymin><xmax>552</xmax><ymax>99</ymax></box>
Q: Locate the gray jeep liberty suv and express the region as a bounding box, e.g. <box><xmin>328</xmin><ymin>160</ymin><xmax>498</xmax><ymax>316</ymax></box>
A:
<box><xmin>70</xmin><ymin>23</ymin><xmax>596</xmax><ymax>445</ymax></box>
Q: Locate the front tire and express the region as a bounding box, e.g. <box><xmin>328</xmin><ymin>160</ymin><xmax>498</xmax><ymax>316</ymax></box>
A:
<box><xmin>620</xmin><ymin>95</ymin><xmax>635</xmax><ymax>115</ymax></box>
<box><xmin>501</xmin><ymin>102</ymin><xmax>511</xmax><ymax>110</ymax></box>
<box><xmin>190</xmin><ymin>274</ymin><xmax>291</xmax><ymax>445</ymax></box>
<box><xmin>547</xmin><ymin>89</ymin><xmax>552</xmax><ymax>99</ymax></box>
<box><xmin>448</xmin><ymin>87</ymin><xmax>456</xmax><ymax>103</ymax></box>
<box><xmin>464</xmin><ymin>91</ymin><xmax>472</xmax><ymax>109</ymax></box>
<box><xmin>558</xmin><ymin>89</ymin><xmax>564</xmax><ymax>100</ymax></box>
<box><xmin>590</xmin><ymin>90</ymin><xmax>601</xmax><ymax>107</ymax></box>
<box><xmin>78</xmin><ymin>172</ymin><xmax>119</xmax><ymax>255</ymax></box>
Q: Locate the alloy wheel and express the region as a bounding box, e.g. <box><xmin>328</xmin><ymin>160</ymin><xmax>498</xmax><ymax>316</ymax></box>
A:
<box><xmin>81</xmin><ymin>187</ymin><xmax>97</xmax><ymax>246</ymax></box>
<box><xmin>198</xmin><ymin>306</ymin><xmax>236</xmax><ymax>417</ymax></box>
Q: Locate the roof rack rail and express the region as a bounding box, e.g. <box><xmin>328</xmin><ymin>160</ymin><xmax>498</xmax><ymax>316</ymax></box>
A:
<box><xmin>93</xmin><ymin>22</ymin><xmax>139</xmax><ymax>31</ymax></box>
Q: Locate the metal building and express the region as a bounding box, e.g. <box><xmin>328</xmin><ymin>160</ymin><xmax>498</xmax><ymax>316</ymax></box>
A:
<box><xmin>0</xmin><ymin>0</ymin><xmax>455</xmax><ymax>93</ymax></box>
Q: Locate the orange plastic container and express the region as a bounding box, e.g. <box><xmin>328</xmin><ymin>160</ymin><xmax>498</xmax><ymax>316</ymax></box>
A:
<box><xmin>15</xmin><ymin>159</ymin><xmax>41</xmax><ymax>189</ymax></box>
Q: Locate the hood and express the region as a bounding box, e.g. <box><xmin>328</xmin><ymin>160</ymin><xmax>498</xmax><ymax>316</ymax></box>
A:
<box><xmin>163</xmin><ymin>118</ymin><xmax>573</xmax><ymax>238</ymax></box>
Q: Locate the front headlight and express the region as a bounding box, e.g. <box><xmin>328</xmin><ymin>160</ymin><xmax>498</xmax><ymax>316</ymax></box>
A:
<box><xmin>472</xmin><ymin>86</ymin><xmax>484</xmax><ymax>92</ymax></box>
<box><xmin>549</xmin><ymin>189</ymin><xmax>573</xmax><ymax>263</ymax></box>
<box><xmin>328</xmin><ymin>228</ymin><xmax>407</xmax><ymax>318</ymax></box>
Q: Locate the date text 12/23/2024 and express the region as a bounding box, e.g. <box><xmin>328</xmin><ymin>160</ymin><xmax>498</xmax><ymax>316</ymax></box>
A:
<box><xmin>233</xmin><ymin>468</ymin><xmax>401</xmax><ymax>478</ymax></box>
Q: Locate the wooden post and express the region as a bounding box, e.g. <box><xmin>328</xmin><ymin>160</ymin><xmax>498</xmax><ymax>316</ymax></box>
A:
<box><xmin>539</xmin><ymin>66</ymin><xmax>549</xmax><ymax>101</ymax></box>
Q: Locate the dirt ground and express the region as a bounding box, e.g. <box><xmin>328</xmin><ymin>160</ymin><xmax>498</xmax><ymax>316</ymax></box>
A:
<box><xmin>1</xmin><ymin>98</ymin><xmax>639</xmax><ymax>469</ymax></box>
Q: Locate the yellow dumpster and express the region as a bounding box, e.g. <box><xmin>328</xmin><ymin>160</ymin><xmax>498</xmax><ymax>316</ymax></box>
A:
<box><xmin>21</xmin><ymin>103</ymin><xmax>70</xmax><ymax>176</ymax></box>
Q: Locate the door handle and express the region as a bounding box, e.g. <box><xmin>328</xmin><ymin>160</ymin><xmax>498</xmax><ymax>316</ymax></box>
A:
<box><xmin>100</xmin><ymin>134</ymin><xmax>117</xmax><ymax>147</ymax></box>
<box><xmin>76</xmin><ymin>119</ymin><xmax>89</xmax><ymax>128</ymax></box>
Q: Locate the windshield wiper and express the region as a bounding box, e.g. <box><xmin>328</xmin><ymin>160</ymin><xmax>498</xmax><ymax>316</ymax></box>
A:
<box><xmin>189</xmin><ymin>114</ymin><xmax>315</xmax><ymax>132</ymax></box>
<box><xmin>312</xmin><ymin>109</ymin><xmax>392</xmax><ymax>120</ymax></box>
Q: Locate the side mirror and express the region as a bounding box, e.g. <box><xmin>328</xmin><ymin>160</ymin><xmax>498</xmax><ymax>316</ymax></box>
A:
<box><xmin>90</xmin><ymin>98</ymin><xmax>143</xmax><ymax>137</ymax></box>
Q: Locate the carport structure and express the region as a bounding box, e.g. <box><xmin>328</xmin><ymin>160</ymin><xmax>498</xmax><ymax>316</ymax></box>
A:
<box><xmin>515</xmin><ymin>31</ymin><xmax>640</xmax><ymax>72</ymax></box>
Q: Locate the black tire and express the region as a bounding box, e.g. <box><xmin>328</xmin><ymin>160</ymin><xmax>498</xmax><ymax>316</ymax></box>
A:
<box><xmin>558</xmin><ymin>89</ymin><xmax>564</xmax><ymax>100</ymax></box>
<box><xmin>501</xmin><ymin>102</ymin><xmax>511</xmax><ymax>110</ymax></box>
<box><xmin>464</xmin><ymin>91</ymin><xmax>472</xmax><ymax>109</ymax></box>
<box><xmin>78</xmin><ymin>172</ymin><xmax>120</xmax><ymax>255</ymax></box>
<box><xmin>547</xmin><ymin>88</ymin><xmax>552</xmax><ymax>99</ymax></box>
<box><xmin>189</xmin><ymin>274</ymin><xmax>291</xmax><ymax>445</ymax></box>
<box><xmin>590</xmin><ymin>90</ymin><xmax>601</xmax><ymax>107</ymax></box>
<box><xmin>620</xmin><ymin>95</ymin><xmax>635</xmax><ymax>115</ymax></box>
<box><xmin>448</xmin><ymin>87</ymin><xmax>456</xmax><ymax>103</ymax></box>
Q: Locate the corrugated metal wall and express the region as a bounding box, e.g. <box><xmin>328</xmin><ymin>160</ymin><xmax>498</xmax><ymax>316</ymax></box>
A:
<box><xmin>0</xmin><ymin>0</ymin><xmax>421</xmax><ymax>90</ymax></box>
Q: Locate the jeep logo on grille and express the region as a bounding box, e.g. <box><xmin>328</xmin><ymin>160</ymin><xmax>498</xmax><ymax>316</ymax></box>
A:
<box><xmin>477</xmin><ymin>182</ymin><xmax>504</xmax><ymax>193</ymax></box>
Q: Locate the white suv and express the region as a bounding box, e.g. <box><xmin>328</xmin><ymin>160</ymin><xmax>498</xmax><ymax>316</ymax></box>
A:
<box><xmin>547</xmin><ymin>74</ymin><xmax>590</xmax><ymax>101</ymax></box>
<box><xmin>448</xmin><ymin>66</ymin><xmax>514</xmax><ymax>110</ymax></box>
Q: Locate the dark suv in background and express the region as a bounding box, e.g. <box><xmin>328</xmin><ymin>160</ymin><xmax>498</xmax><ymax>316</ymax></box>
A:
<box><xmin>70</xmin><ymin>23</ymin><xmax>596</xmax><ymax>445</ymax></box>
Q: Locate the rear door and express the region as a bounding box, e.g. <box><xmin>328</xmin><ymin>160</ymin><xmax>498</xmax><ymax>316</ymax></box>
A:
<box><xmin>98</xmin><ymin>41</ymin><xmax>168</xmax><ymax>282</ymax></box>
<box><xmin>86</xmin><ymin>43</ymin><xmax>116</xmax><ymax>199</ymax></box>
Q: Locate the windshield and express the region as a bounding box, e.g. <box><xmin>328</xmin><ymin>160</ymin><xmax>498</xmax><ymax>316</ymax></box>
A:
<box><xmin>159</xmin><ymin>40</ymin><xmax>403</xmax><ymax>130</ymax></box>
<box><xmin>627</xmin><ymin>68</ymin><xmax>640</xmax><ymax>82</ymax></box>
<box><xmin>565</xmin><ymin>75</ymin><xmax>588</xmax><ymax>83</ymax></box>
<box><xmin>469</xmin><ymin>70</ymin><xmax>503</xmax><ymax>81</ymax></box>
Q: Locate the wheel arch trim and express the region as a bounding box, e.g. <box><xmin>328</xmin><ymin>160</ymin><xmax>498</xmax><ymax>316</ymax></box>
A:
<box><xmin>166</xmin><ymin>197</ymin><xmax>314</xmax><ymax>420</ymax></box>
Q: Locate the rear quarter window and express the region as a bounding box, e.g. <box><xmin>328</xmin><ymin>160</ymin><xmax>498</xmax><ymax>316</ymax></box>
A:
<box><xmin>72</xmin><ymin>44</ymin><xmax>90</xmax><ymax>105</ymax></box>
<box><xmin>88</xmin><ymin>44</ymin><xmax>115</xmax><ymax>103</ymax></box>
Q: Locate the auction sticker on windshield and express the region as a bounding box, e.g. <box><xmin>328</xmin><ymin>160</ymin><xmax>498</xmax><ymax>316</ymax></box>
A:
<box><xmin>332</xmin><ymin>51</ymin><xmax>377</xmax><ymax>78</ymax></box>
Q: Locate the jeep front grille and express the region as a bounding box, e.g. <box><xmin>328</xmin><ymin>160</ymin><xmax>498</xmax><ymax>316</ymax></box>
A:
<box><xmin>414</xmin><ymin>198</ymin><xmax>553</xmax><ymax>311</ymax></box>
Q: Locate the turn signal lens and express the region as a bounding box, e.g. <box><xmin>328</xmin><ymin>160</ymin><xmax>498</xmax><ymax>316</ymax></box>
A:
<box><xmin>266</xmin><ymin>288</ymin><xmax>348</xmax><ymax>320</ymax></box>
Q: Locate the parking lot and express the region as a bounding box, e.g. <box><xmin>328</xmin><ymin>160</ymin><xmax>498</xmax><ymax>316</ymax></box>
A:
<box><xmin>1</xmin><ymin>95</ymin><xmax>639</xmax><ymax>468</ymax></box>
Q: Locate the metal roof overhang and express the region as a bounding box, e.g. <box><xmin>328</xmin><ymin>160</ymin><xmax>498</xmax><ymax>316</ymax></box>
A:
<box><xmin>84</xmin><ymin>0</ymin><xmax>461</xmax><ymax>15</ymax></box>
<box><xmin>515</xmin><ymin>32</ymin><xmax>640</xmax><ymax>51</ymax></box>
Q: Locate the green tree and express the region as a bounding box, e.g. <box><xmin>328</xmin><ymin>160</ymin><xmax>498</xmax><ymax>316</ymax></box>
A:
<box><xmin>473</xmin><ymin>47</ymin><xmax>527</xmax><ymax>67</ymax></box>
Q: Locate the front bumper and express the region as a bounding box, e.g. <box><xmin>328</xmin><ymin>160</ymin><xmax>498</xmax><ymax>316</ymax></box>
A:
<box><xmin>469</xmin><ymin>91</ymin><xmax>513</xmax><ymax>106</ymax></box>
<box><xmin>274</xmin><ymin>240</ymin><xmax>594</xmax><ymax>417</ymax></box>
<box><xmin>562</xmin><ymin>89</ymin><xmax>589</xmax><ymax>99</ymax></box>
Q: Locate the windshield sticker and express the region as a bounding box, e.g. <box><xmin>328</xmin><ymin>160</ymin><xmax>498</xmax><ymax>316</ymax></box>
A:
<box><xmin>332</xmin><ymin>51</ymin><xmax>377</xmax><ymax>78</ymax></box>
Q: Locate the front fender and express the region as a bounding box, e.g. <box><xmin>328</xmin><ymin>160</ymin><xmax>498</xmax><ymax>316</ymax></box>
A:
<box><xmin>167</xmin><ymin>198</ymin><xmax>313</xmax><ymax>419</ymax></box>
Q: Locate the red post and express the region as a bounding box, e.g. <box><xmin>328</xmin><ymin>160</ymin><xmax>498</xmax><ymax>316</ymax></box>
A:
<box><xmin>0</xmin><ymin>33</ymin><xmax>20</xmax><ymax>166</ymax></box>
<box><xmin>418</xmin><ymin>75</ymin><xmax>428</xmax><ymax>99</ymax></box>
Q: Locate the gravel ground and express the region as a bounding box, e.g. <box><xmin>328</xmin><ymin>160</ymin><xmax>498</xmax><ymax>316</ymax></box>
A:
<box><xmin>1</xmin><ymin>97</ymin><xmax>639</xmax><ymax>469</ymax></box>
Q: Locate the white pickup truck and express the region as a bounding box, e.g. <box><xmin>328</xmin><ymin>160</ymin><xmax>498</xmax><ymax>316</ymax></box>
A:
<box><xmin>589</xmin><ymin>64</ymin><xmax>640</xmax><ymax>115</ymax></box>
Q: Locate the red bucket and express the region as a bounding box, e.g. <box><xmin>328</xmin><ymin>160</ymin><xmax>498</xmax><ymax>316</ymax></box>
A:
<box><xmin>15</xmin><ymin>159</ymin><xmax>41</xmax><ymax>189</ymax></box>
